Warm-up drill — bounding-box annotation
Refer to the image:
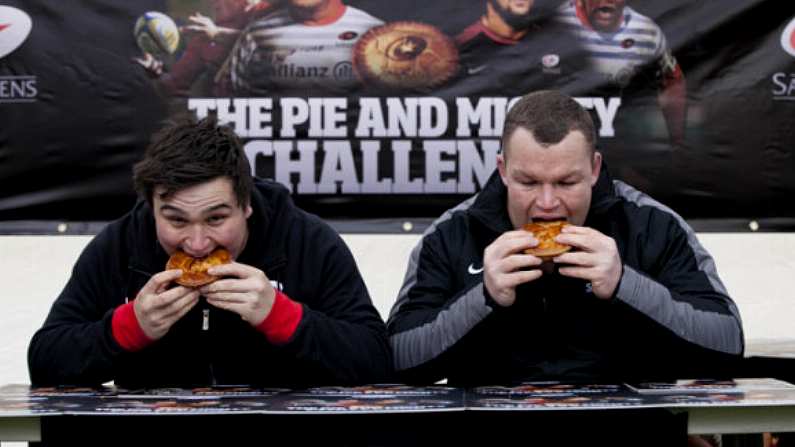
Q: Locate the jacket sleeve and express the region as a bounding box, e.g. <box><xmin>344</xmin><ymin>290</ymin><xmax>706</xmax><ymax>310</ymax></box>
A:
<box><xmin>275</xmin><ymin>222</ymin><xmax>393</xmax><ymax>385</ymax></box>
<box><xmin>614</xmin><ymin>209</ymin><xmax>744</xmax><ymax>361</ymax></box>
<box><xmin>386</xmin><ymin>219</ymin><xmax>495</xmax><ymax>383</ymax></box>
<box><xmin>28</xmin><ymin>230</ymin><xmax>128</xmax><ymax>386</ymax></box>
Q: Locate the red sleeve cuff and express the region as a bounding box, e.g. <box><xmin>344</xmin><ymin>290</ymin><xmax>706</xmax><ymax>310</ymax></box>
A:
<box><xmin>256</xmin><ymin>290</ymin><xmax>303</xmax><ymax>345</ymax></box>
<box><xmin>112</xmin><ymin>302</ymin><xmax>154</xmax><ymax>352</ymax></box>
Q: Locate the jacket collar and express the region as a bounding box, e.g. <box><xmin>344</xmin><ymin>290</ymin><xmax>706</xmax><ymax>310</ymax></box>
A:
<box><xmin>467</xmin><ymin>160</ymin><xmax>620</xmax><ymax>235</ymax></box>
<box><xmin>236</xmin><ymin>179</ymin><xmax>292</xmax><ymax>273</ymax></box>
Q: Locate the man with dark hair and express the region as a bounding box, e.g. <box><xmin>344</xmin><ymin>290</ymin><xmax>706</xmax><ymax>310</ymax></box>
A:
<box><xmin>387</xmin><ymin>90</ymin><xmax>743</xmax><ymax>386</ymax></box>
<box><xmin>29</xmin><ymin>117</ymin><xmax>392</xmax><ymax>388</ymax></box>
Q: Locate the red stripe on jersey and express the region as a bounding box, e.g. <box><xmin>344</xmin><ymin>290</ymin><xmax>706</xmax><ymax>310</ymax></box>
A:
<box><xmin>457</xmin><ymin>19</ymin><xmax>519</xmax><ymax>46</ymax></box>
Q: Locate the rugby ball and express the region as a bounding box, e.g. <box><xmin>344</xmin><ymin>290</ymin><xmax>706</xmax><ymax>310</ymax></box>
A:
<box><xmin>134</xmin><ymin>11</ymin><xmax>180</xmax><ymax>56</ymax></box>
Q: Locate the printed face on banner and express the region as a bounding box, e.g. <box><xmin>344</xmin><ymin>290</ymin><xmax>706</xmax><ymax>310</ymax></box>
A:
<box><xmin>492</xmin><ymin>0</ymin><xmax>534</xmax><ymax>16</ymax></box>
<box><xmin>579</xmin><ymin>0</ymin><xmax>626</xmax><ymax>33</ymax></box>
<box><xmin>213</xmin><ymin>0</ymin><xmax>250</xmax><ymax>22</ymax></box>
<box><xmin>488</xmin><ymin>0</ymin><xmax>535</xmax><ymax>28</ymax></box>
<box><xmin>498</xmin><ymin>128</ymin><xmax>601</xmax><ymax>229</ymax></box>
<box><xmin>153</xmin><ymin>177</ymin><xmax>253</xmax><ymax>259</ymax></box>
<box><xmin>287</xmin><ymin>0</ymin><xmax>331</xmax><ymax>12</ymax></box>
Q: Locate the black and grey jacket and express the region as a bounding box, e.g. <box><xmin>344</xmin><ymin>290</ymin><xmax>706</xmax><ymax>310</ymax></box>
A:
<box><xmin>29</xmin><ymin>179</ymin><xmax>392</xmax><ymax>388</ymax></box>
<box><xmin>387</xmin><ymin>166</ymin><xmax>743</xmax><ymax>385</ymax></box>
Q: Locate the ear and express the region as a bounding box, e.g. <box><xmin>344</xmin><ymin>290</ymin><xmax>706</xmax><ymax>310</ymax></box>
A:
<box><xmin>497</xmin><ymin>153</ymin><xmax>508</xmax><ymax>187</ymax></box>
<box><xmin>590</xmin><ymin>151</ymin><xmax>602</xmax><ymax>187</ymax></box>
<box><xmin>244</xmin><ymin>203</ymin><xmax>253</xmax><ymax>219</ymax></box>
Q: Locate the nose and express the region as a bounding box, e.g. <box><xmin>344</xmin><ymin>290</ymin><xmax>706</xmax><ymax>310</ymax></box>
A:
<box><xmin>536</xmin><ymin>184</ymin><xmax>560</xmax><ymax>211</ymax></box>
<box><xmin>183</xmin><ymin>225</ymin><xmax>212</xmax><ymax>256</ymax></box>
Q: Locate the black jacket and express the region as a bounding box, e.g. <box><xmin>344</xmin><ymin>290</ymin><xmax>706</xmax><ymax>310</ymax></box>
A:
<box><xmin>29</xmin><ymin>179</ymin><xmax>392</xmax><ymax>388</ymax></box>
<box><xmin>387</xmin><ymin>166</ymin><xmax>744</xmax><ymax>386</ymax></box>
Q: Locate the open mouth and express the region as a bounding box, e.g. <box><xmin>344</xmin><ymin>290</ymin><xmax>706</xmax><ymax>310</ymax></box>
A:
<box><xmin>594</xmin><ymin>6</ymin><xmax>617</xmax><ymax>20</ymax></box>
<box><xmin>530</xmin><ymin>216</ymin><xmax>568</xmax><ymax>223</ymax></box>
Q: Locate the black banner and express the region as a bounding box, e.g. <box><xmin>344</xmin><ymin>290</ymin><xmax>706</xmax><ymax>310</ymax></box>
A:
<box><xmin>1</xmin><ymin>0</ymin><xmax>795</xmax><ymax>222</ymax></box>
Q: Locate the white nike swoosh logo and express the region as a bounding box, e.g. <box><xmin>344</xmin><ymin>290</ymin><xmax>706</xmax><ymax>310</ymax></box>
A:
<box><xmin>468</xmin><ymin>263</ymin><xmax>484</xmax><ymax>275</ymax></box>
<box><xmin>467</xmin><ymin>65</ymin><xmax>487</xmax><ymax>75</ymax></box>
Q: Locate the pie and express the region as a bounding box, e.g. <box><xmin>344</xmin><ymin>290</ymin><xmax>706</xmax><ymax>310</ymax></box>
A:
<box><xmin>523</xmin><ymin>221</ymin><xmax>571</xmax><ymax>259</ymax></box>
<box><xmin>166</xmin><ymin>248</ymin><xmax>231</xmax><ymax>287</ymax></box>
<box><xmin>352</xmin><ymin>21</ymin><xmax>459</xmax><ymax>90</ymax></box>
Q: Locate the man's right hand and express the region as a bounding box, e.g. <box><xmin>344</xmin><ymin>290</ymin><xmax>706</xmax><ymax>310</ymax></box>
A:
<box><xmin>133</xmin><ymin>270</ymin><xmax>200</xmax><ymax>340</ymax></box>
<box><xmin>483</xmin><ymin>230</ymin><xmax>544</xmax><ymax>307</ymax></box>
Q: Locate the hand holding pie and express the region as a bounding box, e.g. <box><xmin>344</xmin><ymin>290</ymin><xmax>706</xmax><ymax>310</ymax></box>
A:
<box><xmin>540</xmin><ymin>224</ymin><xmax>623</xmax><ymax>300</ymax></box>
<box><xmin>166</xmin><ymin>248</ymin><xmax>232</xmax><ymax>287</ymax></box>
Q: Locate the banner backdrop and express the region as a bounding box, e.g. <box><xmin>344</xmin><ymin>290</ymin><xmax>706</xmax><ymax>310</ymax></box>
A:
<box><xmin>1</xmin><ymin>0</ymin><xmax>795</xmax><ymax>222</ymax></box>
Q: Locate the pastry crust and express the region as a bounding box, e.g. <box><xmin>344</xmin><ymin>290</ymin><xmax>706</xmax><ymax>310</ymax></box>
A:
<box><xmin>353</xmin><ymin>21</ymin><xmax>459</xmax><ymax>89</ymax></box>
<box><xmin>523</xmin><ymin>221</ymin><xmax>571</xmax><ymax>259</ymax></box>
<box><xmin>166</xmin><ymin>248</ymin><xmax>231</xmax><ymax>287</ymax></box>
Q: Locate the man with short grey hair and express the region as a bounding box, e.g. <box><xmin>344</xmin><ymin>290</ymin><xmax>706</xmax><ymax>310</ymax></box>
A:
<box><xmin>387</xmin><ymin>90</ymin><xmax>743</xmax><ymax>386</ymax></box>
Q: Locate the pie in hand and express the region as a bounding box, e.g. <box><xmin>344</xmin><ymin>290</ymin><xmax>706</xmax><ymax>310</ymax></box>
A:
<box><xmin>522</xmin><ymin>221</ymin><xmax>571</xmax><ymax>260</ymax></box>
<box><xmin>166</xmin><ymin>248</ymin><xmax>231</xmax><ymax>287</ymax></box>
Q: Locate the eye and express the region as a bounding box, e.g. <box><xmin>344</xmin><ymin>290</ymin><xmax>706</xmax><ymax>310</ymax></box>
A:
<box><xmin>207</xmin><ymin>215</ymin><xmax>227</xmax><ymax>226</ymax></box>
<box><xmin>167</xmin><ymin>216</ymin><xmax>187</xmax><ymax>227</ymax></box>
<box><xmin>559</xmin><ymin>177</ymin><xmax>580</xmax><ymax>187</ymax></box>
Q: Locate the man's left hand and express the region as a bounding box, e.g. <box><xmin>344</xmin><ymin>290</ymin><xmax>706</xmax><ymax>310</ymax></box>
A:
<box><xmin>200</xmin><ymin>263</ymin><xmax>275</xmax><ymax>325</ymax></box>
<box><xmin>553</xmin><ymin>225</ymin><xmax>622</xmax><ymax>300</ymax></box>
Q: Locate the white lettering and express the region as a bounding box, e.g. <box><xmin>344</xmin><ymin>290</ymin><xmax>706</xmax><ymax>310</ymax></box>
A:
<box><xmin>424</xmin><ymin>140</ymin><xmax>457</xmax><ymax>193</ymax></box>
<box><xmin>386</xmin><ymin>97</ymin><xmax>417</xmax><ymax>137</ymax></box>
<box><xmin>360</xmin><ymin>141</ymin><xmax>392</xmax><ymax>193</ymax></box>
<box><xmin>280</xmin><ymin>98</ymin><xmax>310</xmax><ymax>137</ymax></box>
<box><xmin>247</xmin><ymin>98</ymin><xmax>273</xmax><ymax>138</ymax></box>
<box><xmin>355</xmin><ymin>98</ymin><xmax>386</xmax><ymax>137</ymax></box>
<box><xmin>274</xmin><ymin>140</ymin><xmax>317</xmax><ymax>193</ymax></box>
<box><xmin>772</xmin><ymin>73</ymin><xmax>787</xmax><ymax>95</ymax></box>
<box><xmin>187</xmin><ymin>98</ymin><xmax>216</xmax><ymax>119</ymax></box>
<box><xmin>318</xmin><ymin>141</ymin><xmax>360</xmax><ymax>193</ymax></box>
<box><xmin>418</xmin><ymin>97</ymin><xmax>448</xmax><ymax>137</ymax></box>
<box><xmin>392</xmin><ymin>140</ymin><xmax>423</xmax><ymax>193</ymax></box>
<box><xmin>456</xmin><ymin>97</ymin><xmax>496</xmax><ymax>137</ymax></box>
<box><xmin>458</xmin><ymin>139</ymin><xmax>499</xmax><ymax>193</ymax></box>
<box><xmin>575</xmin><ymin>97</ymin><xmax>622</xmax><ymax>137</ymax></box>
<box><xmin>215</xmin><ymin>98</ymin><xmax>247</xmax><ymax>132</ymax></box>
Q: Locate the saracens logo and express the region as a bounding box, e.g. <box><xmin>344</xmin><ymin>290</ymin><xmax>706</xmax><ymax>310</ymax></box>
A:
<box><xmin>0</xmin><ymin>6</ymin><xmax>37</xmax><ymax>103</ymax></box>
<box><xmin>781</xmin><ymin>16</ymin><xmax>795</xmax><ymax>57</ymax></box>
<box><xmin>0</xmin><ymin>6</ymin><xmax>32</xmax><ymax>59</ymax></box>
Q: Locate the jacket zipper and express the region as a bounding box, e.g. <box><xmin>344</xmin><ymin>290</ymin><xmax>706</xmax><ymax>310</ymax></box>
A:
<box><xmin>201</xmin><ymin>305</ymin><xmax>217</xmax><ymax>386</ymax></box>
<box><xmin>202</xmin><ymin>309</ymin><xmax>210</xmax><ymax>331</ymax></box>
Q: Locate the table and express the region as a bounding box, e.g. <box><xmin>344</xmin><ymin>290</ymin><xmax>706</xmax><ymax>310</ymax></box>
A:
<box><xmin>2</xmin><ymin>380</ymin><xmax>795</xmax><ymax>444</ymax></box>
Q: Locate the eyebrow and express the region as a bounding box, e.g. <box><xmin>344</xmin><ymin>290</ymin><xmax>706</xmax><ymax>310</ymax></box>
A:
<box><xmin>159</xmin><ymin>204</ymin><xmax>233</xmax><ymax>215</ymax></box>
